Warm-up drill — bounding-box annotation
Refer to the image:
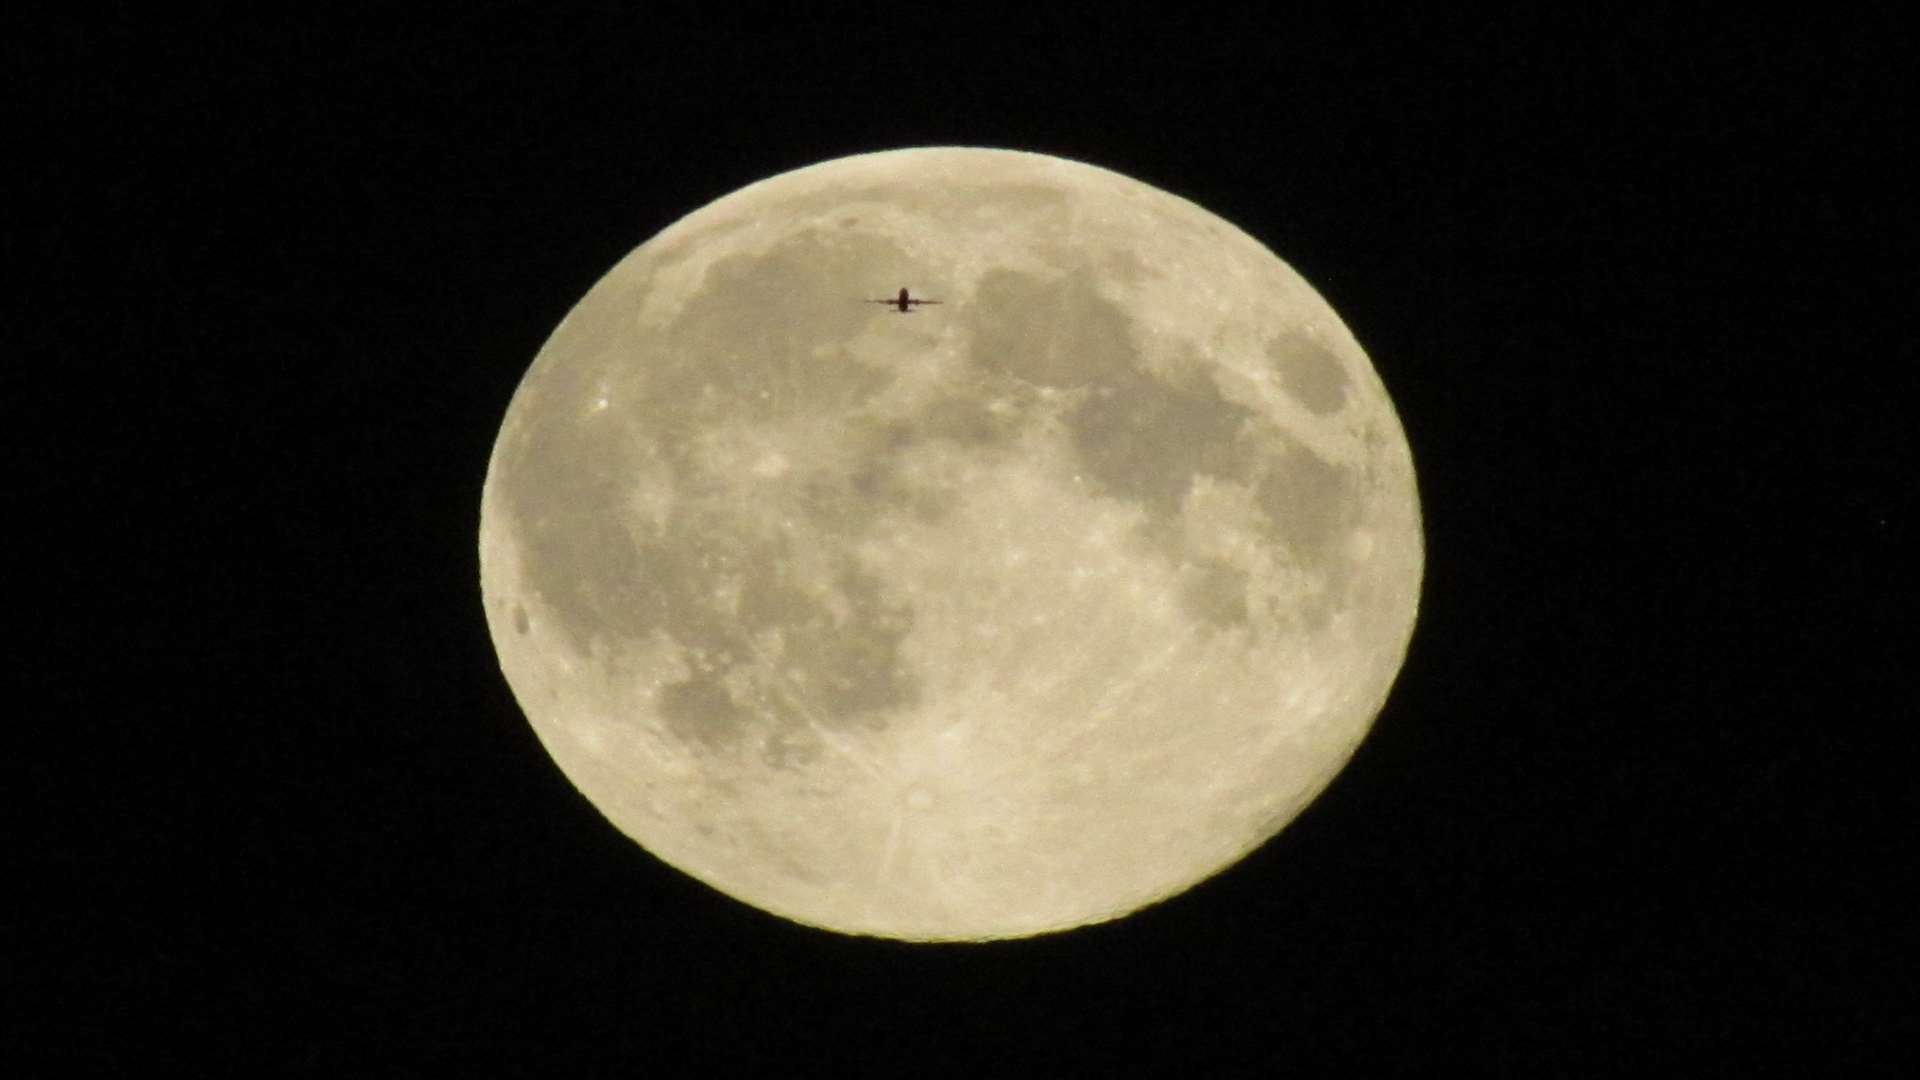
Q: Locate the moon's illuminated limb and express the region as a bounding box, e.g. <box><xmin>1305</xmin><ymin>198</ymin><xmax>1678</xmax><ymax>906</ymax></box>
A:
<box><xmin>479</xmin><ymin>147</ymin><xmax>1422</xmax><ymax>941</ymax></box>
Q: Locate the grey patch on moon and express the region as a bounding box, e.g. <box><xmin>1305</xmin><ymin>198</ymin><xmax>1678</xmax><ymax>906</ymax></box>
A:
<box><xmin>505</xmin><ymin>480</ymin><xmax>653</xmax><ymax>658</ymax></box>
<box><xmin>1068</xmin><ymin>362</ymin><xmax>1255</xmax><ymax>523</ymax></box>
<box><xmin>644</xmin><ymin>231</ymin><xmax>904</xmax><ymax>430</ymax></box>
<box><xmin>637</xmin><ymin>510</ymin><xmax>920</xmax><ymax>755</ymax></box>
<box><xmin>1177</xmin><ymin>558</ymin><xmax>1253</xmax><ymax>628</ymax></box>
<box><xmin>1252</xmin><ymin>441</ymin><xmax>1357</xmax><ymax>568</ymax></box>
<box><xmin>843</xmin><ymin>418</ymin><xmax>1019</xmax><ymax>528</ymax></box>
<box><xmin>969</xmin><ymin>268</ymin><xmax>1136</xmax><ymax>390</ymax></box>
<box><xmin>1268</xmin><ymin>332</ymin><xmax>1351</xmax><ymax>415</ymax></box>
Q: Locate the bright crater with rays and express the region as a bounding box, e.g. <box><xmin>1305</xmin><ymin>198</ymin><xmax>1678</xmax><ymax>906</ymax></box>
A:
<box><xmin>480</xmin><ymin>148</ymin><xmax>1422</xmax><ymax>940</ymax></box>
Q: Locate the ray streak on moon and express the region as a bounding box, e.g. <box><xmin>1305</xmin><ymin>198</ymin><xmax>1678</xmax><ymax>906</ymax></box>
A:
<box><xmin>480</xmin><ymin>147</ymin><xmax>1422</xmax><ymax>940</ymax></box>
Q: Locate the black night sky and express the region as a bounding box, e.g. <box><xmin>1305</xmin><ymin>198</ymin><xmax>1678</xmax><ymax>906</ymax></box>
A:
<box><xmin>21</xmin><ymin>9</ymin><xmax>1908</xmax><ymax>1074</ymax></box>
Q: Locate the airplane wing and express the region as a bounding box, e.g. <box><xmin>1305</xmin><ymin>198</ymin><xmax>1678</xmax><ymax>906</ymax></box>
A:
<box><xmin>907</xmin><ymin>299</ymin><xmax>942</xmax><ymax>305</ymax></box>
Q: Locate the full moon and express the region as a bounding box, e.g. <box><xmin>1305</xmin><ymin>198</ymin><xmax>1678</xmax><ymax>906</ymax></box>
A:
<box><xmin>479</xmin><ymin>147</ymin><xmax>1421</xmax><ymax>940</ymax></box>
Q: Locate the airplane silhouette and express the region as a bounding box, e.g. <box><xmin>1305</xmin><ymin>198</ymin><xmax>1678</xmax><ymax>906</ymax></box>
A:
<box><xmin>865</xmin><ymin>287</ymin><xmax>942</xmax><ymax>313</ymax></box>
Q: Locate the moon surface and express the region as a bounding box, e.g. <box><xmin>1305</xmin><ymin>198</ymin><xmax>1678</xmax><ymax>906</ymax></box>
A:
<box><xmin>479</xmin><ymin>147</ymin><xmax>1421</xmax><ymax>941</ymax></box>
